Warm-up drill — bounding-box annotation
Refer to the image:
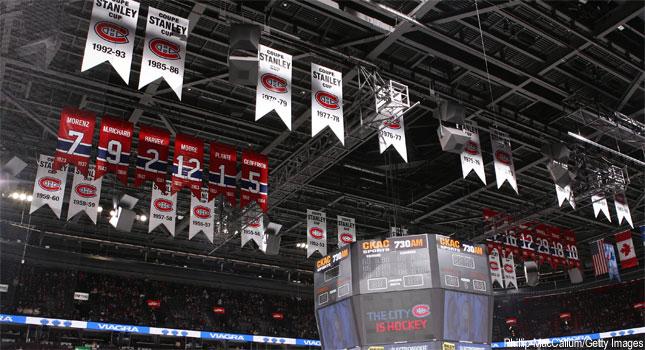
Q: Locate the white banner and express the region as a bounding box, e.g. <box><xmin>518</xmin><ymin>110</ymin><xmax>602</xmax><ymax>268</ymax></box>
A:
<box><xmin>139</xmin><ymin>7</ymin><xmax>189</xmax><ymax>100</ymax></box>
<box><xmin>502</xmin><ymin>252</ymin><xmax>517</xmax><ymax>289</ymax></box>
<box><xmin>149</xmin><ymin>182</ymin><xmax>177</xmax><ymax>236</ymax></box>
<box><xmin>307</xmin><ymin>209</ymin><xmax>327</xmax><ymax>258</ymax></box>
<box><xmin>311</xmin><ymin>63</ymin><xmax>343</xmax><ymax>144</ymax></box>
<box><xmin>73</xmin><ymin>292</ymin><xmax>89</xmax><ymax>301</ymax></box>
<box><xmin>374</xmin><ymin>86</ymin><xmax>408</xmax><ymax>162</ymax></box>
<box><xmin>30</xmin><ymin>155</ymin><xmax>67</xmax><ymax>219</ymax></box>
<box><xmin>189</xmin><ymin>189</ymin><xmax>214</xmax><ymax>243</ymax></box>
<box><xmin>337</xmin><ymin>215</ymin><xmax>355</xmax><ymax>247</ymax></box>
<box><xmin>67</xmin><ymin>165</ymin><xmax>102</xmax><ymax>224</ymax></box>
<box><xmin>0</xmin><ymin>284</ymin><xmax>8</xmax><ymax>293</ymax></box>
<box><xmin>81</xmin><ymin>0</ymin><xmax>140</xmax><ymax>84</ymax></box>
<box><xmin>555</xmin><ymin>184</ymin><xmax>575</xmax><ymax>209</ymax></box>
<box><xmin>241</xmin><ymin>212</ymin><xmax>265</xmax><ymax>251</ymax></box>
<box><xmin>592</xmin><ymin>194</ymin><xmax>611</xmax><ymax>222</ymax></box>
<box><xmin>614</xmin><ymin>192</ymin><xmax>633</xmax><ymax>228</ymax></box>
<box><xmin>488</xmin><ymin>247</ymin><xmax>504</xmax><ymax>288</ymax></box>
<box><xmin>491</xmin><ymin>132</ymin><xmax>518</xmax><ymax>193</ymax></box>
<box><xmin>256</xmin><ymin>45</ymin><xmax>292</xmax><ymax>129</ymax></box>
<box><xmin>460</xmin><ymin>125</ymin><xmax>486</xmax><ymax>184</ymax></box>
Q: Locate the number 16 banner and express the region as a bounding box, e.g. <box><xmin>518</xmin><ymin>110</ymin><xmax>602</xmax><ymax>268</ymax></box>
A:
<box><xmin>240</xmin><ymin>150</ymin><xmax>268</xmax><ymax>212</ymax></box>
<box><xmin>171</xmin><ymin>134</ymin><xmax>204</xmax><ymax>199</ymax></box>
<box><xmin>95</xmin><ymin>117</ymin><xmax>133</xmax><ymax>185</ymax></box>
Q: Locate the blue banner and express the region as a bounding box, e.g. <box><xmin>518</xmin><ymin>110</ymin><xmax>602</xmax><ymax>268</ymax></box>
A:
<box><xmin>604</xmin><ymin>243</ymin><xmax>621</xmax><ymax>282</ymax></box>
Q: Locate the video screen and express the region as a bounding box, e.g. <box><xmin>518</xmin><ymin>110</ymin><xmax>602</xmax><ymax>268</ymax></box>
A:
<box><xmin>316</xmin><ymin>299</ymin><xmax>360</xmax><ymax>349</ymax></box>
<box><xmin>444</xmin><ymin>291</ymin><xmax>490</xmax><ymax>343</ymax></box>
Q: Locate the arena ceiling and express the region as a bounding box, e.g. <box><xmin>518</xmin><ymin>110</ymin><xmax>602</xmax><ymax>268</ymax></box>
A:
<box><xmin>1</xmin><ymin>0</ymin><xmax>643</xmax><ymax>291</ymax></box>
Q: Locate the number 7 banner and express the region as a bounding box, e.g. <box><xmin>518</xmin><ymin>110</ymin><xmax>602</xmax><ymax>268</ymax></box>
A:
<box><xmin>171</xmin><ymin>134</ymin><xmax>204</xmax><ymax>199</ymax></box>
<box><xmin>53</xmin><ymin>107</ymin><xmax>96</xmax><ymax>177</ymax></box>
<box><xmin>135</xmin><ymin>125</ymin><xmax>170</xmax><ymax>193</ymax></box>
<box><xmin>240</xmin><ymin>150</ymin><xmax>268</xmax><ymax>212</ymax></box>
<box><xmin>95</xmin><ymin>117</ymin><xmax>133</xmax><ymax>185</ymax></box>
<box><xmin>208</xmin><ymin>142</ymin><xmax>237</xmax><ymax>206</ymax></box>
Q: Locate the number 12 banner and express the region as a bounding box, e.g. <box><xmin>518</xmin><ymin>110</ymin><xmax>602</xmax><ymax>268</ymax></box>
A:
<box><xmin>95</xmin><ymin>117</ymin><xmax>133</xmax><ymax>185</ymax></box>
<box><xmin>53</xmin><ymin>107</ymin><xmax>96</xmax><ymax>177</ymax></box>
<box><xmin>172</xmin><ymin>134</ymin><xmax>204</xmax><ymax>199</ymax></box>
<box><xmin>240</xmin><ymin>150</ymin><xmax>268</xmax><ymax>212</ymax></box>
<box><xmin>208</xmin><ymin>142</ymin><xmax>237</xmax><ymax>206</ymax></box>
<box><xmin>135</xmin><ymin>125</ymin><xmax>170</xmax><ymax>193</ymax></box>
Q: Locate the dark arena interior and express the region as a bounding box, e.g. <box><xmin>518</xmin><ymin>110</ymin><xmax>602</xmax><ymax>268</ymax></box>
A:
<box><xmin>0</xmin><ymin>0</ymin><xmax>643</xmax><ymax>349</ymax></box>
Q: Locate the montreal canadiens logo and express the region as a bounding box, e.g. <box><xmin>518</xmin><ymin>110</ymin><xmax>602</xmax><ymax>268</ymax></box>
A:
<box><xmin>465</xmin><ymin>140</ymin><xmax>479</xmax><ymax>155</ymax></box>
<box><xmin>149</xmin><ymin>38</ymin><xmax>180</xmax><ymax>60</ymax></box>
<box><xmin>504</xmin><ymin>264</ymin><xmax>514</xmax><ymax>273</ymax></box>
<box><xmin>315</xmin><ymin>91</ymin><xmax>340</xmax><ymax>109</ymax></box>
<box><xmin>495</xmin><ymin>150</ymin><xmax>511</xmax><ymax>165</ymax></box>
<box><xmin>615</xmin><ymin>194</ymin><xmax>625</xmax><ymax>204</ymax></box>
<box><xmin>38</xmin><ymin>177</ymin><xmax>61</xmax><ymax>192</ymax></box>
<box><xmin>94</xmin><ymin>21</ymin><xmax>129</xmax><ymax>44</ymax></box>
<box><xmin>154</xmin><ymin>199</ymin><xmax>173</xmax><ymax>212</ymax></box>
<box><xmin>340</xmin><ymin>233</ymin><xmax>353</xmax><ymax>243</ymax></box>
<box><xmin>412</xmin><ymin>304</ymin><xmax>430</xmax><ymax>318</ymax></box>
<box><xmin>248</xmin><ymin>220</ymin><xmax>261</xmax><ymax>228</ymax></box>
<box><xmin>261</xmin><ymin>74</ymin><xmax>287</xmax><ymax>93</ymax></box>
<box><xmin>309</xmin><ymin>227</ymin><xmax>324</xmax><ymax>239</ymax></box>
<box><xmin>193</xmin><ymin>205</ymin><xmax>211</xmax><ymax>219</ymax></box>
<box><xmin>489</xmin><ymin>261</ymin><xmax>499</xmax><ymax>270</ymax></box>
<box><xmin>383</xmin><ymin>118</ymin><xmax>401</xmax><ymax>129</ymax></box>
<box><xmin>75</xmin><ymin>184</ymin><xmax>97</xmax><ymax>198</ymax></box>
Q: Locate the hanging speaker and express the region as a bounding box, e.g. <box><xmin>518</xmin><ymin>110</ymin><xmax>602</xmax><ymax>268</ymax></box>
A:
<box><xmin>437</xmin><ymin>100</ymin><xmax>465</xmax><ymax>124</ymax></box>
<box><xmin>568</xmin><ymin>267</ymin><xmax>583</xmax><ymax>284</ymax></box>
<box><xmin>437</xmin><ymin>125</ymin><xmax>470</xmax><ymax>154</ymax></box>
<box><xmin>109</xmin><ymin>207</ymin><xmax>136</xmax><ymax>232</ymax></box>
<box><xmin>541</xmin><ymin>142</ymin><xmax>570</xmax><ymax>162</ymax></box>
<box><xmin>547</xmin><ymin>161</ymin><xmax>575</xmax><ymax>187</ymax></box>
<box><xmin>524</xmin><ymin>261</ymin><xmax>539</xmax><ymax>287</ymax></box>
<box><xmin>229</xmin><ymin>24</ymin><xmax>261</xmax><ymax>86</ymax></box>
<box><xmin>264</xmin><ymin>235</ymin><xmax>282</xmax><ymax>255</ymax></box>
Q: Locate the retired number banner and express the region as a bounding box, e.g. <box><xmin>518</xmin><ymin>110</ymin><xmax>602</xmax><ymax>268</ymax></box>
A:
<box><xmin>208</xmin><ymin>142</ymin><xmax>237</xmax><ymax>206</ymax></box>
<box><xmin>256</xmin><ymin>45</ymin><xmax>292</xmax><ymax>129</ymax></box>
<box><xmin>149</xmin><ymin>181</ymin><xmax>176</xmax><ymax>236</ymax></box>
<box><xmin>311</xmin><ymin>63</ymin><xmax>344</xmax><ymax>144</ymax></box>
<box><xmin>139</xmin><ymin>7</ymin><xmax>189</xmax><ymax>100</ymax></box>
<box><xmin>81</xmin><ymin>0</ymin><xmax>140</xmax><ymax>84</ymax></box>
<box><xmin>337</xmin><ymin>215</ymin><xmax>355</xmax><ymax>247</ymax></box>
<box><xmin>135</xmin><ymin>125</ymin><xmax>170</xmax><ymax>193</ymax></box>
<box><xmin>240</xmin><ymin>150</ymin><xmax>268</xmax><ymax>212</ymax></box>
<box><xmin>68</xmin><ymin>164</ymin><xmax>102</xmax><ymax>224</ymax></box>
<box><xmin>171</xmin><ymin>134</ymin><xmax>204</xmax><ymax>199</ymax></box>
<box><xmin>307</xmin><ymin>209</ymin><xmax>327</xmax><ymax>258</ymax></box>
<box><xmin>189</xmin><ymin>189</ymin><xmax>214</xmax><ymax>243</ymax></box>
<box><xmin>53</xmin><ymin>107</ymin><xmax>96</xmax><ymax>177</ymax></box>
<box><xmin>31</xmin><ymin>155</ymin><xmax>68</xmax><ymax>219</ymax></box>
<box><xmin>95</xmin><ymin>117</ymin><xmax>133</xmax><ymax>185</ymax></box>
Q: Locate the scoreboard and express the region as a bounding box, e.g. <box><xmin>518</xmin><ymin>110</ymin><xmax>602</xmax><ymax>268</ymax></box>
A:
<box><xmin>314</xmin><ymin>246</ymin><xmax>352</xmax><ymax>308</ymax></box>
<box><xmin>431</xmin><ymin>235</ymin><xmax>491</xmax><ymax>295</ymax></box>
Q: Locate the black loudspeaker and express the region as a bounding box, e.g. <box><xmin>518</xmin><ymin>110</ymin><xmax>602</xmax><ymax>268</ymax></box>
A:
<box><xmin>230</xmin><ymin>24</ymin><xmax>260</xmax><ymax>52</ymax></box>
<box><xmin>264</xmin><ymin>235</ymin><xmax>282</xmax><ymax>256</ymax></box>
<box><xmin>229</xmin><ymin>24</ymin><xmax>261</xmax><ymax>86</ymax></box>
<box><xmin>568</xmin><ymin>267</ymin><xmax>583</xmax><ymax>284</ymax></box>
<box><xmin>437</xmin><ymin>100</ymin><xmax>465</xmax><ymax>124</ymax></box>
<box><xmin>109</xmin><ymin>207</ymin><xmax>136</xmax><ymax>232</ymax></box>
<box><xmin>547</xmin><ymin>161</ymin><xmax>575</xmax><ymax>187</ymax></box>
<box><xmin>541</xmin><ymin>142</ymin><xmax>570</xmax><ymax>162</ymax></box>
<box><xmin>524</xmin><ymin>261</ymin><xmax>539</xmax><ymax>287</ymax></box>
<box><xmin>437</xmin><ymin>125</ymin><xmax>470</xmax><ymax>154</ymax></box>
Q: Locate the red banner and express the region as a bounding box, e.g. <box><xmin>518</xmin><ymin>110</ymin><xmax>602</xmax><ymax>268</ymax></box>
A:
<box><xmin>135</xmin><ymin>125</ymin><xmax>170</xmax><ymax>193</ymax></box>
<box><xmin>95</xmin><ymin>117</ymin><xmax>133</xmax><ymax>184</ymax></box>
<box><xmin>240</xmin><ymin>150</ymin><xmax>268</xmax><ymax>212</ymax></box>
<box><xmin>146</xmin><ymin>299</ymin><xmax>161</xmax><ymax>309</ymax></box>
<box><xmin>213</xmin><ymin>306</ymin><xmax>226</xmax><ymax>314</ymax></box>
<box><xmin>562</xmin><ymin>229</ymin><xmax>580</xmax><ymax>268</ymax></box>
<box><xmin>171</xmin><ymin>134</ymin><xmax>204</xmax><ymax>199</ymax></box>
<box><xmin>208</xmin><ymin>142</ymin><xmax>237</xmax><ymax>205</ymax></box>
<box><xmin>271</xmin><ymin>312</ymin><xmax>284</xmax><ymax>320</ymax></box>
<box><xmin>53</xmin><ymin>107</ymin><xmax>96</xmax><ymax>176</ymax></box>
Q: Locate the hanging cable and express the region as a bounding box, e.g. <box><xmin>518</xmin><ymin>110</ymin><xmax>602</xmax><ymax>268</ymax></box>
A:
<box><xmin>474</xmin><ymin>0</ymin><xmax>496</xmax><ymax>107</ymax></box>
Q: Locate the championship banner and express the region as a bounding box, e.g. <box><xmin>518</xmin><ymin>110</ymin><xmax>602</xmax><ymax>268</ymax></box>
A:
<box><xmin>337</xmin><ymin>215</ymin><xmax>355</xmax><ymax>247</ymax></box>
<box><xmin>67</xmin><ymin>164</ymin><xmax>102</xmax><ymax>224</ymax></box>
<box><xmin>208</xmin><ymin>142</ymin><xmax>237</xmax><ymax>206</ymax></box>
<box><xmin>488</xmin><ymin>247</ymin><xmax>504</xmax><ymax>288</ymax></box>
<box><xmin>95</xmin><ymin>117</ymin><xmax>133</xmax><ymax>185</ymax></box>
<box><xmin>241</xmin><ymin>212</ymin><xmax>265</xmax><ymax>251</ymax></box>
<box><xmin>555</xmin><ymin>184</ymin><xmax>575</xmax><ymax>209</ymax></box>
<box><xmin>189</xmin><ymin>189</ymin><xmax>214</xmax><ymax>243</ymax></box>
<box><xmin>592</xmin><ymin>194</ymin><xmax>611</xmax><ymax>222</ymax></box>
<box><xmin>460</xmin><ymin>124</ymin><xmax>486</xmax><ymax>184</ymax></box>
<box><xmin>374</xmin><ymin>85</ymin><xmax>408</xmax><ymax>162</ymax></box>
<box><xmin>139</xmin><ymin>7</ymin><xmax>189</xmax><ymax>100</ymax></box>
<box><xmin>240</xmin><ymin>150</ymin><xmax>268</xmax><ymax>212</ymax></box>
<box><xmin>53</xmin><ymin>107</ymin><xmax>96</xmax><ymax>177</ymax></box>
<box><xmin>149</xmin><ymin>181</ymin><xmax>177</xmax><ymax>236</ymax></box>
<box><xmin>614</xmin><ymin>192</ymin><xmax>633</xmax><ymax>228</ymax></box>
<box><xmin>171</xmin><ymin>134</ymin><xmax>204</xmax><ymax>199</ymax></box>
<box><xmin>502</xmin><ymin>252</ymin><xmax>517</xmax><ymax>289</ymax></box>
<box><xmin>562</xmin><ymin>229</ymin><xmax>580</xmax><ymax>268</ymax></box>
<box><xmin>306</xmin><ymin>209</ymin><xmax>327</xmax><ymax>258</ymax></box>
<box><xmin>490</xmin><ymin>131</ymin><xmax>518</xmax><ymax>193</ymax></box>
<box><xmin>614</xmin><ymin>230</ymin><xmax>638</xmax><ymax>269</ymax></box>
<box><xmin>311</xmin><ymin>63</ymin><xmax>344</xmax><ymax>144</ymax></box>
<box><xmin>30</xmin><ymin>155</ymin><xmax>68</xmax><ymax>219</ymax></box>
<box><xmin>256</xmin><ymin>45</ymin><xmax>292</xmax><ymax>129</ymax></box>
<box><xmin>135</xmin><ymin>125</ymin><xmax>170</xmax><ymax>193</ymax></box>
<box><xmin>603</xmin><ymin>243</ymin><xmax>621</xmax><ymax>282</ymax></box>
<box><xmin>81</xmin><ymin>0</ymin><xmax>140</xmax><ymax>84</ymax></box>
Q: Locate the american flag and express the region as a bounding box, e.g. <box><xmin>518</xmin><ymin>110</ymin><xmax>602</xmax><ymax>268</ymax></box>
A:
<box><xmin>590</xmin><ymin>239</ymin><xmax>608</xmax><ymax>276</ymax></box>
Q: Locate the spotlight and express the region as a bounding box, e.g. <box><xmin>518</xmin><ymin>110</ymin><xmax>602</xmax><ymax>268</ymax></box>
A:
<box><xmin>19</xmin><ymin>193</ymin><xmax>26</xmax><ymax>201</ymax></box>
<box><xmin>10</xmin><ymin>192</ymin><xmax>19</xmax><ymax>199</ymax></box>
<box><xmin>109</xmin><ymin>210</ymin><xmax>116</xmax><ymax>217</ymax></box>
<box><xmin>26</xmin><ymin>195</ymin><xmax>33</xmax><ymax>202</ymax></box>
<box><xmin>97</xmin><ymin>206</ymin><xmax>103</xmax><ymax>213</ymax></box>
<box><xmin>617</xmin><ymin>25</ymin><xmax>625</xmax><ymax>31</ymax></box>
<box><xmin>139</xmin><ymin>214</ymin><xmax>147</xmax><ymax>222</ymax></box>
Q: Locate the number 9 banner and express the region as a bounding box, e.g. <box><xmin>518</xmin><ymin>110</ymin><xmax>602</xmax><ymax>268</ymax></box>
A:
<box><xmin>240</xmin><ymin>150</ymin><xmax>268</xmax><ymax>212</ymax></box>
<box><xmin>135</xmin><ymin>125</ymin><xmax>170</xmax><ymax>193</ymax></box>
<box><xmin>95</xmin><ymin>117</ymin><xmax>134</xmax><ymax>185</ymax></box>
<box><xmin>53</xmin><ymin>107</ymin><xmax>96</xmax><ymax>177</ymax></box>
<box><xmin>171</xmin><ymin>134</ymin><xmax>204</xmax><ymax>199</ymax></box>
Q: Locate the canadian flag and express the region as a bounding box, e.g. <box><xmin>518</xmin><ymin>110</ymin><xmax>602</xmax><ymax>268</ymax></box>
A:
<box><xmin>614</xmin><ymin>230</ymin><xmax>638</xmax><ymax>269</ymax></box>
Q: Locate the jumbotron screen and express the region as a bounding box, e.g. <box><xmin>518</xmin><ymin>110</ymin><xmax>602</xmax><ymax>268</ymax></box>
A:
<box><xmin>432</xmin><ymin>235</ymin><xmax>491</xmax><ymax>295</ymax></box>
<box><xmin>443</xmin><ymin>290</ymin><xmax>491</xmax><ymax>343</ymax></box>
<box><xmin>316</xmin><ymin>298</ymin><xmax>360</xmax><ymax>349</ymax></box>
<box><xmin>314</xmin><ymin>247</ymin><xmax>353</xmax><ymax>308</ymax></box>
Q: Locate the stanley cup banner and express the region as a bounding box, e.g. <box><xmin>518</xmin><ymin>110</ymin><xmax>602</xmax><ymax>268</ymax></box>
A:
<box><xmin>189</xmin><ymin>189</ymin><xmax>214</xmax><ymax>243</ymax></box>
<box><xmin>240</xmin><ymin>150</ymin><xmax>268</xmax><ymax>212</ymax></box>
<box><xmin>53</xmin><ymin>107</ymin><xmax>96</xmax><ymax>177</ymax></box>
<box><xmin>30</xmin><ymin>155</ymin><xmax>68</xmax><ymax>219</ymax></box>
<box><xmin>460</xmin><ymin>124</ymin><xmax>486</xmax><ymax>184</ymax></box>
<box><xmin>241</xmin><ymin>211</ymin><xmax>265</xmax><ymax>251</ymax></box>
<box><xmin>256</xmin><ymin>45</ymin><xmax>292</xmax><ymax>129</ymax></box>
<box><xmin>490</xmin><ymin>131</ymin><xmax>518</xmax><ymax>193</ymax></box>
<box><xmin>139</xmin><ymin>7</ymin><xmax>189</xmax><ymax>100</ymax></box>
<box><xmin>337</xmin><ymin>215</ymin><xmax>355</xmax><ymax>247</ymax></box>
<box><xmin>307</xmin><ymin>209</ymin><xmax>327</xmax><ymax>258</ymax></box>
<box><xmin>171</xmin><ymin>134</ymin><xmax>204</xmax><ymax>199</ymax></box>
<box><xmin>488</xmin><ymin>247</ymin><xmax>504</xmax><ymax>288</ymax></box>
<box><xmin>374</xmin><ymin>85</ymin><xmax>408</xmax><ymax>162</ymax></box>
<box><xmin>591</xmin><ymin>194</ymin><xmax>611</xmax><ymax>222</ymax></box>
<box><xmin>502</xmin><ymin>252</ymin><xmax>518</xmax><ymax>289</ymax></box>
<box><xmin>614</xmin><ymin>192</ymin><xmax>634</xmax><ymax>228</ymax></box>
<box><xmin>81</xmin><ymin>0</ymin><xmax>140</xmax><ymax>84</ymax></box>
<box><xmin>311</xmin><ymin>63</ymin><xmax>344</xmax><ymax>144</ymax></box>
<box><xmin>67</xmin><ymin>164</ymin><xmax>102</xmax><ymax>224</ymax></box>
<box><xmin>134</xmin><ymin>125</ymin><xmax>170</xmax><ymax>193</ymax></box>
<box><xmin>95</xmin><ymin>117</ymin><xmax>133</xmax><ymax>185</ymax></box>
<box><xmin>149</xmin><ymin>181</ymin><xmax>176</xmax><ymax>236</ymax></box>
<box><xmin>555</xmin><ymin>184</ymin><xmax>575</xmax><ymax>209</ymax></box>
<box><xmin>208</xmin><ymin>142</ymin><xmax>237</xmax><ymax>206</ymax></box>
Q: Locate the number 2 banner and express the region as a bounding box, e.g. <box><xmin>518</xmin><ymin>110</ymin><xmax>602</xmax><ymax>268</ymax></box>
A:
<box><xmin>135</xmin><ymin>125</ymin><xmax>170</xmax><ymax>193</ymax></box>
<box><xmin>95</xmin><ymin>117</ymin><xmax>133</xmax><ymax>185</ymax></box>
<box><xmin>240</xmin><ymin>150</ymin><xmax>268</xmax><ymax>212</ymax></box>
<box><xmin>208</xmin><ymin>142</ymin><xmax>237</xmax><ymax>206</ymax></box>
<box><xmin>53</xmin><ymin>107</ymin><xmax>96</xmax><ymax>177</ymax></box>
<box><xmin>171</xmin><ymin>134</ymin><xmax>204</xmax><ymax>199</ymax></box>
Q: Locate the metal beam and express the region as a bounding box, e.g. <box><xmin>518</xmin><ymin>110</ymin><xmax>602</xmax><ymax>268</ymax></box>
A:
<box><xmin>1</xmin><ymin>90</ymin><xmax>57</xmax><ymax>137</ymax></box>
<box><xmin>617</xmin><ymin>72</ymin><xmax>645</xmax><ymax>111</ymax></box>
<box><xmin>431</xmin><ymin>1</ymin><xmax>520</xmax><ymax>24</ymax></box>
